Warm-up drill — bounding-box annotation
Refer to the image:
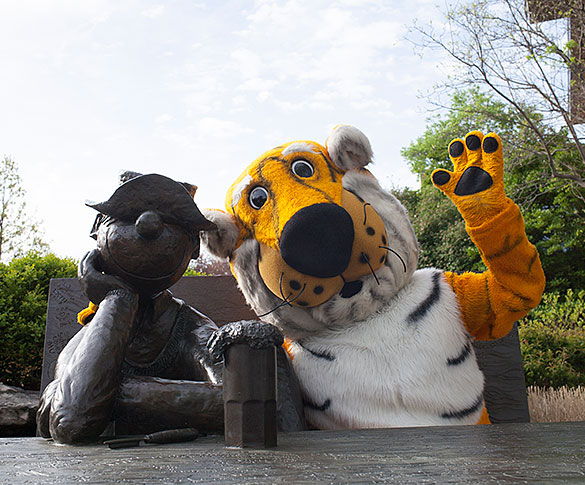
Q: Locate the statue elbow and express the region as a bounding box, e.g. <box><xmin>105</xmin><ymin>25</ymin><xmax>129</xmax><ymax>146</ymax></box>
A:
<box><xmin>48</xmin><ymin>410</ymin><xmax>106</xmax><ymax>444</ymax></box>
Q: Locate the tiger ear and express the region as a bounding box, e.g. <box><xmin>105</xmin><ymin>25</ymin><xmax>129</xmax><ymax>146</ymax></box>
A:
<box><xmin>326</xmin><ymin>125</ymin><xmax>373</xmax><ymax>171</ymax></box>
<box><xmin>200</xmin><ymin>209</ymin><xmax>240</xmax><ymax>259</ymax></box>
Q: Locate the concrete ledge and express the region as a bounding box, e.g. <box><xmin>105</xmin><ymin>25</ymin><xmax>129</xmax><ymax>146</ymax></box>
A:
<box><xmin>1</xmin><ymin>422</ymin><xmax>584</xmax><ymax>483</ymax></box>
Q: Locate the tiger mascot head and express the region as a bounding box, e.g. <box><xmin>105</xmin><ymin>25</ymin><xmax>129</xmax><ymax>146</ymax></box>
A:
<box><xmin>202</xmin><ymin>125</ymin><xmax>419</xmax><ymax>339</ymax></box>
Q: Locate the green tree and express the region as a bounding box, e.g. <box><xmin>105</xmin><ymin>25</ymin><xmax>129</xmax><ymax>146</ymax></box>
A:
<box><xmin>0</xmin><ymin>156</ymin><xmax>48</xmax><ymax>262</ymax></box>
<box><xmin>0</xmin><ymin>252</ymin><xmax>77</xmax><ymax>389</ymax></box>
<box><xmin>410</xmin><ymin>0</ymin><xmax>585</xmax><ymax>200</ymax></box>
<box><xmin>402</xmin><ymin>89</ymin><xmax>521</xmax><ymax>177</ymax></box>
<box><xmin>394</xmin><ymin>184</ymin><xmax>483</xmax><ymax>272</ymax></box>
<box><xmin>398</xmin><ymin>88</ymin><xmax>585</xmax><ymax>291</ymax></box>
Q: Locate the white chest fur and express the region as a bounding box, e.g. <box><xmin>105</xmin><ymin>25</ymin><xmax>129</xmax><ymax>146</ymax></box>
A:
<box><xmin>288</xmin><ymin>268</ymin><xmax>485</xmax><ymax>429</ymax></box>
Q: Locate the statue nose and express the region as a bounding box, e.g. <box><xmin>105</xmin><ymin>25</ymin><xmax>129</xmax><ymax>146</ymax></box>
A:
<box><xmin>135</xmin><ymin>210</ymin><xmax>164</xmax><ymax>240</ymax></box>
<box><xmin>279</xmin><ymin>203</ymin><xmax>354</xmax><ymax>278</ymax></box>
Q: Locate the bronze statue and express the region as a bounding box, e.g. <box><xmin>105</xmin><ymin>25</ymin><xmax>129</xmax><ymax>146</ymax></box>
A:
<box><xmin>36</xmin><ymin>173</ymin><xmax>227</xmax><ymax>444</ymax></box>
<box><xmin>36</xmin><ymin>172</ymin><xmax>304</xmax><ymax>445</ymax></box>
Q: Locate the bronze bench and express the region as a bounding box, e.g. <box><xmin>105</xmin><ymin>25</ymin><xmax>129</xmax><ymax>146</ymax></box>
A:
<box><xmin>41</xmin><ymin>275</ymin><xmax>530</xmax><ymax>425</ymax></box>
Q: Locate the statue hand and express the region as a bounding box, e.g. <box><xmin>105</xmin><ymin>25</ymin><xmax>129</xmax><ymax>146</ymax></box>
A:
<box><xmin>78</xmin><ymin>249</ymin><xmax>136</xmax><ymax>304</ymax></box>
<box><xmin>207</xmin><ymin>320</ymin><xmax>284</xmax><ymax>363</ymax></box>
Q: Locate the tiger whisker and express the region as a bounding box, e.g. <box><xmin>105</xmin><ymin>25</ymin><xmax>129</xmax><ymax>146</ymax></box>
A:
<box><xmin>286</xmin><ymin>283</ymin><xmax>307</xmax><ymax>304</ymax></box>
<box><xmin>257</xmin><ymin>300</ymin><xmax>291</xmax><ymax>318</ymax></box>
<box><xmin>362</xmin><ymin>203</ymin><xmax>371</xmax><ymax>225</ymax></box>
<box><xmin>361</xmin><ymin>252</ymin><xmax>380</xmax><ymax>285</ymax></box>
<box><xmin>257</xmin><ymin>273</ymin><xmax>307</xmax><ymax>318</ymax></box>
<box><xmin>379</xmin><ymin>246</ymin><xmax>407</xmax><ymax>273</ymax></box>
<box><xmin>278</xmin><ymin>272</ymin><xmax>292</xmax><ymax>306</ymax></box>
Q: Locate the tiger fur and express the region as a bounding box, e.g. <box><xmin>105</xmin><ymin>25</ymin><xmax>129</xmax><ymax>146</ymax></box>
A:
<box><xmin>202</xmin><ymin>125</ymin><xmax>545</xmax><ymax>429</ymax></box>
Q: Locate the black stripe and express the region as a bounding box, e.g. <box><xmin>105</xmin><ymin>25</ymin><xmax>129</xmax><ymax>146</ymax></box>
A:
<box><xmin>345</xmin><ymin>188</ymin><xmax>365</xmax><ymax>203</ymax></box>
<box><xmin>407</xmin><ymin>271</ymin><xmax>442</xmax><ymax>324</ymax></box>
<box><xmin>501</xmin><ymin>301</ymin><xmax>530</xmax><ymax>314</ymax></box>
<box><xmin>485</xmin><ymin>234</ymin><xmax>523</xmax><ymax>259</ymax></box>
<box><xmin>485</xmin><ymin>275</ymin><xmax>495</xmax><ymax>339</ymax></box>
<box><xmin>304</xmin><ymin>398</ymin><xmax>331</xmax><ymax>412</ymax></box>
<box><xmin>300</xmin><ymin>343</ymin><xmax>335</xmax><ymax>361</ymax></box>
<box><xmin>483</xmin><ymin>274</ymin><xmax>491</xmax><ymax>315</ymax></box>
<box><xmin>292</xmin><ymin>177</ymin><xmax>336</xmax><ymax>204</ymax></box>
<box><xmin>440</xmin><ymin>395</ymin><xmax>483</xmax><ymax>420</ymax></box>
<box><xmin>256</xmin><ymin>159</ymin><xmax>281</xmax><ymax>237</ymax></box>
<box><xmin>260</xmin><ymin>154</ymin><xmax>336</xmax><ymax>209</ymax></box>
<box><xmin>263</xmin><ymin>155</ymin><xmax>285</xmax><ymax>163</ymax></box>
<box><xmin>508</xmin><ymin>286</ymin><xmax>535</xmax><ymax>303</ymax></box>
<box><xmin>527</xmin><ymin>249</ymin><xmax>538</xmax><ymax>274</ymax></box>
<box><xmin>447</xmin><ymin>342</ymin><xmax>472</xmax><ymax>366</ymax></box>
<box><xmin>318</xmin><ymin>151</ymin><xmax>344</xmax><ymax>181</ymax></box>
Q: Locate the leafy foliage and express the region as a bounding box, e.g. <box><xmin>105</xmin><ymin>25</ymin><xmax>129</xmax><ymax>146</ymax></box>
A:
<box><xmin>0</xmin><ymin>252</ymin><xmax>77</xmax><ymax>389</ymax></box>
<box><xmin>0</xmin><ymin>156</ymin><xmax>48</xmax><ymax>262</ymax></box>
<box><xmin>399</xmin><ymin>86</ymin><xmax>585</xmax><ymax>388</ymax></box>
<box><xmin>519</xmin><ymin>290</ymin><xmax>585</xmax><ymax>388</ymax></box>
<box><xmin>401</xmin><ymin>89</ymin><xmax>521</xmax><ymax>178</ymax></box>
<box><xmin>398</xmin><ymin>88</ymin><xmax>585</xmax><ymax>291</ymax></box>
<box><xmin>394</xmin><ymin>185</ymin><xmax>483</xmax><ymax>273</ymax></box>
<box><xmin>410</xmin><ymin>0</ymin><xmax>585</xmax><ymax>194</ymax></box>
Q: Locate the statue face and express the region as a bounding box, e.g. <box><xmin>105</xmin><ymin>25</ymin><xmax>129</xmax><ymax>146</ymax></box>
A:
<box><xmin>96</xmin><ymin>211</ymin><xmax>199</xmax><ymax>295</ymax></box>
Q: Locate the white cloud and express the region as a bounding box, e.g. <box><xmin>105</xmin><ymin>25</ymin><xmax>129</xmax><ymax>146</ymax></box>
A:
<box><xmin>156</xmin><ymin>114</ymin><xmax>173</xmax><ymax>124</ymax></box>
<box><xmin>197</xmin><ymin>117</ymin><xmax>255</xmax><ymax>138</ymax></box>
<box><xmin>238</xmin><ymin>77</ymin><xmax>278</xmax><ymax>93</ymax></box>
<box><xmin>142</xmin><ymin>4</ymin><xmax>165</xmax><ymax>18</ymax></box>
<box><xmin>0</xmin><ymin>0</ymin><xmax>452</xmax><ymax>258</ymax></box>
<box><xmin>232</xmin><ymin>0</ymin><xmax>405</xmax><ymax>114</ymax></box>
<box><xmin>230</xmin><ymin>48</ymin><xmax>264</xmax><ymax>79</ymax></box>
<box><xmin>273</xmin><ymin>98</ymin><xmax>307</xmax><ymax>113</ymax></box>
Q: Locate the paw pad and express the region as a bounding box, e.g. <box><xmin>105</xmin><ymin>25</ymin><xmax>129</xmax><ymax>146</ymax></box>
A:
<box><xmin>483</xmin><ymin>136</ymin><xmax>499</xmax><ymax>154</ymax></box>
<box><xmin>432</xmin><ymin>170</ymin><xmax>451</xmax><ymax>186</ymax></box>
<box><xmin>465</xmin><ymin>134</ymin><xmax>481</xmax><ymax>151</ymax></box>
<box><xmin>432</xmin><ymin>130</ymin><xmax>506</xmax><ymax>225</ymax></box>
<box><xmin>449</xmin><ymin>141</ymin><xmax>465</xmax><ymax>158</ymax></box>
<box><xmin>432</xmin><ymin>131</ymin><xmax>504</xmax><ymax>198</ymax></box>
<box><xmin>454</xmin><ymin>166</ymin><xmax>493</xmax><ymax>196</ymax></box>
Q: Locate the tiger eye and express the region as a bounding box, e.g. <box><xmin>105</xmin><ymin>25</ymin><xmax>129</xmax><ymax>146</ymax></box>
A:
<box><xmin>249</xmin><ymin>186</ymin><xmax>268</xmax><ymax>210</ymax></box>
<box><xmin>291</xmin><ymin>159</ymin><xmax>315</xmax><ymax>178</ymax></box>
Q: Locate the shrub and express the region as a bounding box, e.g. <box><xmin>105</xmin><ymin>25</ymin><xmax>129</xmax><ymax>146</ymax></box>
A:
<box><xmin>0</xmin><ymin>252</ymin><xmax>77</xmax><ymax>389</ymax></box>
<box><xmin>519</xmin><ymin>290</ymin><xmax>585</xmax><ymax>388</ymax></box>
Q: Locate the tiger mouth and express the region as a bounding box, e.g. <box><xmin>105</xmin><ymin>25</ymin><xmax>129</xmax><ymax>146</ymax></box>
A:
<box><xmin>340</xmin><ymin>280</ymin><xmax>363</xmax><ymax>298</ymax></box>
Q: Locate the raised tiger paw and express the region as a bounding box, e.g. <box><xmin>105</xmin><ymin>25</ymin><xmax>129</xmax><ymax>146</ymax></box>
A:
<box><xmin>431</xmin><ymin>131</ymin><xmax>509</xmax><ymax>227</ymax></box>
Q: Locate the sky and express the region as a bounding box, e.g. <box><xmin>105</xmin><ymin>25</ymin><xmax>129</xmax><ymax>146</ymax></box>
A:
<box><xmin>0</xmin><ymin>0</ymin><xmax>453</xmax><ymax>260</ymax></box>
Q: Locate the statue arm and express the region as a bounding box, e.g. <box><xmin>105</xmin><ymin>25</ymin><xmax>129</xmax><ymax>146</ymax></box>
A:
<box><xmin>36</xmin><ymin>327</ymin><xmax>86</xmax><ymax>438</ymax></box>
<box><xmin>115</xmin><ymin>376</ymin><xmax>224</xmax><ymax>434</ymax></box>
<box><xmin>46</xmin><ymin>289</ymin><xmax>138</xmax><ymax>443</ymax></box>
<box><xmin>181</xmin><ymin>305</ymin><xmax>223</xmax><ymax>384</ymax></box>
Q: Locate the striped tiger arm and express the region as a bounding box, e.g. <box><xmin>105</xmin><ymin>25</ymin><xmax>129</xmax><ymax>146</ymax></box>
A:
<box><xmin>445</xmin><ymin>200</ymin><xmax>545</xmax><ymax>340</ymax></box>
<box><xmin>432</xmin><ymin>131</ymin><xmax>545</xmax><ymax>340</ymax></box>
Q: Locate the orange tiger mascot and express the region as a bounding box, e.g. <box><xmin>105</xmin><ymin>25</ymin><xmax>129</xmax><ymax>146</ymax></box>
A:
<box><xmin>202</xmin><ymin>125</ymin><xmax>545</xmax><ymax>429</ymax></box>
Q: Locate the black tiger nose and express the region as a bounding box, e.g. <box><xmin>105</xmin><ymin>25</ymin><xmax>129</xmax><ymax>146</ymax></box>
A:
<box><xmin>280</xmin><ymin>203</ymin><xmax>354</xmax><ymax>278</ymax></box>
